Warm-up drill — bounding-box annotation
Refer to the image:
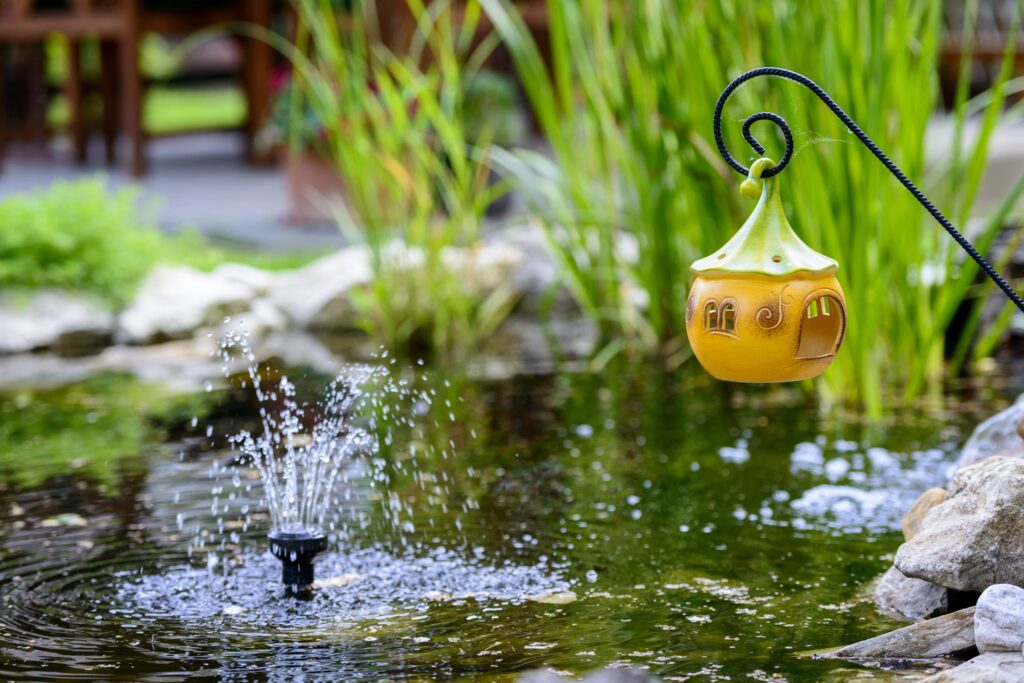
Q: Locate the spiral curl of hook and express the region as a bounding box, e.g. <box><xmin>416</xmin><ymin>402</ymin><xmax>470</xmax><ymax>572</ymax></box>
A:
<box><xmin>711</xmin><ymin>66</ymin><xmax>1024</xmax><ymax>314</ymax></box>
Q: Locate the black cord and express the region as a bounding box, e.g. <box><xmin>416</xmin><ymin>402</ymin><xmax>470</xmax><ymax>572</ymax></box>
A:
<box><xmin>713</xmin><ymin>66</ymin><xmax>1024</xmax><ymax>313</ymax></box>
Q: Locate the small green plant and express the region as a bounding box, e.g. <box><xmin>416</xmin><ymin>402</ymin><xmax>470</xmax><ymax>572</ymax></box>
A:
<box><xmin>283</xmin><ymin>0</ymin><xmax>519</xmax><ymax>357</ymax></box>
<box><xmin>0</xmin><ymin>177</ymin><xmax>165</xmax><ymax>305</ymax></box>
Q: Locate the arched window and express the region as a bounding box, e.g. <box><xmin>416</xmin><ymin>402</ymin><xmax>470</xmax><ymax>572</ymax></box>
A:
<box><xmin>704</xmin><ymin>301</ymin><xmax>718</xmax><ymax>330</ymax></box>
<box><xmin>721</xmin><ymin>302</ymin><xmax>736</xmax><ymax>332</ymax></box>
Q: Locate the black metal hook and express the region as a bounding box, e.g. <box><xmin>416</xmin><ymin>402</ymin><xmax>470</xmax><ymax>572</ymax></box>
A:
<box><xmin>712</xmin><ymin>66</ymin><xmax>1024</xmax><ymax>313</ymax></box>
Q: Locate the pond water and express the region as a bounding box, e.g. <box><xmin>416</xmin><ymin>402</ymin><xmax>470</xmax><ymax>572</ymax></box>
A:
<box><xmin>0</xmin><ymin>362</ymin><xmax>1009</xmax><ymax>681</ymax></box>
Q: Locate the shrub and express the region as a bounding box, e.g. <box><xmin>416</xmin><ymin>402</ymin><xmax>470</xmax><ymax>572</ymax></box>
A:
<box><xmin>0</xmin><ymin>177</ymin><xmax>165</xmax><ymax>305</ymax></box>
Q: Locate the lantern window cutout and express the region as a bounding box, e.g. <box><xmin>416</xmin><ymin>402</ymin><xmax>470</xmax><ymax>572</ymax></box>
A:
<box><xmin>796</xmin><ymin>294</ymin><xmax>845</xmax><ymax>360</ymax></box>
<box><xmin>704</xmin><ymin>301</ymin><xmax>719</xmax><ymax>330</ymax></box>
<box><xmin>721</xmin><ymin>302</ymin><xmax>737</xmax><ymax>332</ymax></box>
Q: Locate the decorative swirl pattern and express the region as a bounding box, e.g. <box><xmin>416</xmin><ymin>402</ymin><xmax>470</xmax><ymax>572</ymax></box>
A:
<box><xmin>756</xmin><ymin>284</ymin><xmax>792</xmax><ymax>330</ymax></box>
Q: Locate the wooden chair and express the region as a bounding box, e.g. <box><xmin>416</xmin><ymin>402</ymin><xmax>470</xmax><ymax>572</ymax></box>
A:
<box><xmin>0</xmin><ymin>0</ymin><xmax>273</xmax><ymax>176</ymax></box>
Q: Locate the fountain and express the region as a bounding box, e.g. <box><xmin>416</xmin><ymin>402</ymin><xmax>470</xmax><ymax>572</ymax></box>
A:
<box><xmin>267</xmin><ymin>529</ymin><xmax>328</xmax><ymax>591</ymax></box>
<box><xmin>219</xmin><ymin>331</ymin><xmax>379</xmax><ymax>593</ymax></box>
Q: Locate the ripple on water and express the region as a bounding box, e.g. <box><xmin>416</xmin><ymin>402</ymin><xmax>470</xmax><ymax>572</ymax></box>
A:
<box><xmin>118</xmin><ymin>545</ymin><xmax>572</xmax><ymax>632</ymax></box>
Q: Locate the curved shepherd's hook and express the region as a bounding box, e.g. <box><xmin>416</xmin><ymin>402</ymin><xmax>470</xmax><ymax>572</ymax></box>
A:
<box><xmin>712</xmin><ymin>66</ymin><xmax>1024</xmax><ymax>313</ymax></box>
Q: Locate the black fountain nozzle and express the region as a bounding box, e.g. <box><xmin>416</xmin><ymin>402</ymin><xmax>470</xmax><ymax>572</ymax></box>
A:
<box><xmin>268</xmin><ymin>529</ymin><xmax>328</xmax><ymax>592</ymax></box>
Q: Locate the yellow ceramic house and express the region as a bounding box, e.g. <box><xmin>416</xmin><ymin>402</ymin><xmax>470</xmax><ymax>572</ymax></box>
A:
<box><xmin>685</xmin><ymin>158</ymin><xmax>846</xmax><ymax>383</ymax></box>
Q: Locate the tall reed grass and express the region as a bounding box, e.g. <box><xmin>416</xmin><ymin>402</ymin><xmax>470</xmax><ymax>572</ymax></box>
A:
<box><xmin>285</xmin><ymin>0</ymin><xmax>518</xmax><ymax>357</ymax></box>
<box><xmin>483</xmin><ymin>0</ymin><xmax>1023</xmax><ymax>414</ymax></box>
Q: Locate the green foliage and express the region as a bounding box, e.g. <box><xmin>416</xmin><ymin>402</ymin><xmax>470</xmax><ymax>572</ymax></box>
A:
<box><xmin>0</xmin><ymin>374</ymin><xmax>215</xmax><ymax>491</ymax></box>
<box><xmin>483</xmin><ymin>0</ymin><xmax>1023</xmax><ymax>413</ymax></box>
<box><xmin>283</xmin><ymin>0</ymin><xmax>520</xmax><ymax>357</ymax></box>
<box><xmin>0</xmin><ymin>178</ymin><xmax>165</xmax><ymax>305</ymax></box>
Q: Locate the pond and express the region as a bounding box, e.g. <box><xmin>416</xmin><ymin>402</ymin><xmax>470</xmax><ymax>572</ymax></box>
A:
<box><xmin>0</xmin><ymin>361</ymin><xmax>1009</xmax><ymax>681</ymax></box>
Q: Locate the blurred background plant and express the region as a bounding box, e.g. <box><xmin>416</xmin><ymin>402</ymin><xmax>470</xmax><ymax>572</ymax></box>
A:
<box><xmin>0</xmin><ymin>178</ymin><xmax>165</xmax><ymax>305</ymax></box>
<box><xmin>282</xmin><ymin>0</ymin><xmax>522</xmax><ymax>357</ymax></box>
<box><xmin>483</xmin><ymin>0</ymin><xmax>1024</xmax><ymax>414</ymax></box>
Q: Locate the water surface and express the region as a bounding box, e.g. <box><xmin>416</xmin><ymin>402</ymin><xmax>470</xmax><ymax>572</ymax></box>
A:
<box><xmin>0</xmin><ymin>364</ymin><xmax>1004</xmax><ymax>681</ymax></box>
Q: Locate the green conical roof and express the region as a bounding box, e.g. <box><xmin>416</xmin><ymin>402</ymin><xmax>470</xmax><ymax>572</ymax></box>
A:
<box><xmin>691</xmin><ymin>160</ymin><xmax>837</xmax><ymax>277</ymax></box>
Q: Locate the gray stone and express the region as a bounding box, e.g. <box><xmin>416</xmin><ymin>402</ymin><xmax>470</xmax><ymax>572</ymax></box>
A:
<box><xmin>266</xmin><ymin>246</ymin><xmax>373</xmax><ymax>331</ymax></box>
<box><xmin>896</xmin><ymin>456</ymin><xmax>1024</xmax><ymax>592</ymax></box>
<box><xmin>0</xmin><ymin>289</ymin><xmax>113</xmax><ymax>354</ymax></box>
<box><xmin>957</xmin><ymin>395</ymin><xmax>1024</xmax><ymax>471</ymax></box>
<box><xmin>976</xmin><ymin>584</ymin><xmax>1024</xmax><ymax>653</ymax></box>
<box><xmin>903</xmin><ymin>488</ymin><xmax>947</xmax><ymax>541</ymax></box>
<box><xmin>212</xmin><ymin>262</ymin><xmax>275</xmax><ymax>294</ymax></box>
<box><xmin>921</xmin><ymin>653</ymin><xmax>1024</xmax><ymax>682</ymax></box>
<box><xmin>117</xmin><ymin>265</ymin><xmax>256</xmax><ymax>344</ymax></box>
<box><xmin>874</xmin><ymin>565</ymin><xmax>949</xmax><ymax>622</ymax></box>
<box><xmin>269</xmin><ymin>241</ymin><xmax>523</xmax><ymax>332</ymax></box>
<box><xmin>488</xmin><ymin>223</ymin><xmax>576</xmax><ymax>315</ymax></box>
<box><xmin>831</xmin><ymin>607</ymin><xmax>975</xmax><ymax>659</ymax></box>
<box><xmin>209</xmin><ymin>298</ymin><xmax>288</xmax><ymax>340</ymax></box>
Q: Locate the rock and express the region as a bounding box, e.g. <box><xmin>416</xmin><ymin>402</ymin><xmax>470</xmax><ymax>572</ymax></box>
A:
<box><xmin>903</xmin><ymin>488</ymin><xmax>947</xmax><ymax>541</ymax></box>
<box><xmin>210</xmin><ymin>298</ymin><xmax>288</xmax><ymax>340</ymax></box>
<box><xmin>117</xmin><ymin>265</ymin><xmax>256</xmax><ymax>344</ymax></box>
<box><xmin>921</xmin><ymin>653</ymin><xmax>1024</xmax><ymax>682</ymax></box>
<box><xmin>957</xmin><ymin>394</ymin><xmax>1024</xmax><ymax>470</ymax></box>
<box><xmin>441</xmin><ymin>241</ymin><xmax>522</xmax><ymax>292</ymax></box>
<box><xmin>488</xmin><ymin>223</ymin><xmax>576</xmax><ymax>315</ymax></box>
<box><xmin>975</xmin><ymin>584</ymin><xmax>1024</xmax><ymax>653</ymax></box>
<box><xmin>830</xmin><ymin>607</ymin><xmax>976</xmax><ymax>659</ymax></box>
<box><xmin>212</xmin><ymin>262</ymin><xmax>274</xmax><ymax>294</ymax></box>
<box><xmin>874</xmin><ymin>565</ymin><xmax>949</xmax><ymax>622</ymax></box>
<box><xmin>267</xmin><ymin>246</ymin><xmax>373</xmax><ymax>331</ymax></box>
<box><xmin>270</xmin><ymin>240</ymin><xmax>525</xmax><ymax>332</ymax></box>
<box><xmin>896</xmin><ymin>456</ymin><xmax>1024</xmax><ymax>592</ymax></box>
<box><xmin>0</xmin><ymin>289</ymin><xmax>113</xmax><ymax>355</ymax></box>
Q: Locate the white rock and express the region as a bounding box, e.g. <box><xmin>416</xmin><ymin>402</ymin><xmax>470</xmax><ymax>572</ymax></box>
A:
<box><xmin>957</xmin><ymin>394</ymin><xmax>1024</xmax><ymax>470</ymax></box>
<box><xmin>976</xmin><ymin>584</ymin><xmax>1024</xmax><ymax>653</ymax></box>
<box><xmin>212</xmin><ymin>262</ymin><xmax>274</xmax><ymax>294</ymax></box>
<box><xmin>921</xmin><ymin>652</ymin><xmax>1024</xmax><ymax>682</ymax></box>
<box><xmin>896</xmin><ymin>456</ymin><xmax>1024</xmax><ymax>592</ymax></box>
<box><xmin>117</xmin><ymin>265</ymin><xmax>256</xmax><ymax>344</ymax></box>
<box><xmin>210</xmin><ymin>298</ymin><xmax>288</xmax><ymax>340</ymax></box>
<box><xmin>267</xmin><ymin>246</ymin><xmax>373</xmax><ymax>330</ymax></box>
<box><xmin>441</xmin><ymin>241</ymin><xmax>522</xmax><ymax>292</ymax></box>
<box><xmin>269</xmin><ymin>240</ymin><xmax>524</xmax><ymax>332</ymax></box>
<box><xmin>0</xmin><ymin>289</ymin><xmax>114</xmax><ymax>354</ymax></box>
<box><xmin>488</xmin><ymin>223</ymin><xmax>575</xmax><ymax>315</ymax></box>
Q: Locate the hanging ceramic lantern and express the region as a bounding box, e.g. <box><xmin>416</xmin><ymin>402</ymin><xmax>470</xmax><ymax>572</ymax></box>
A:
<box><xmin>685</xmin><ymin>158</ymin><xmax>846</xmax><ymax>383</ymax></box>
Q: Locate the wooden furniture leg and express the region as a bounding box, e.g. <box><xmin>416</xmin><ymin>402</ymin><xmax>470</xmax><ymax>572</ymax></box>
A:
<box><xmin>120</xmin><ymin>0</ymin><xmax>144</xmax><ymax>176</ymax></box>
<box><xmin>0</xmin><ymin>46</ymin><xmax>7</xmax><ymax>171</ymax></box>
<box><xmin>99</xmin><ymin>39</ymin><xmax>118</xmax><ymax>165</ymax></box>
<box><xmin>242</xmin><ymin>0</ymin><xmax>272</xmax><ymax>164</ymax></box>
<box><xmin>66</xmin><ymin>38</ymin><xmax>87</xmax><ymax>164</ymax></box>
